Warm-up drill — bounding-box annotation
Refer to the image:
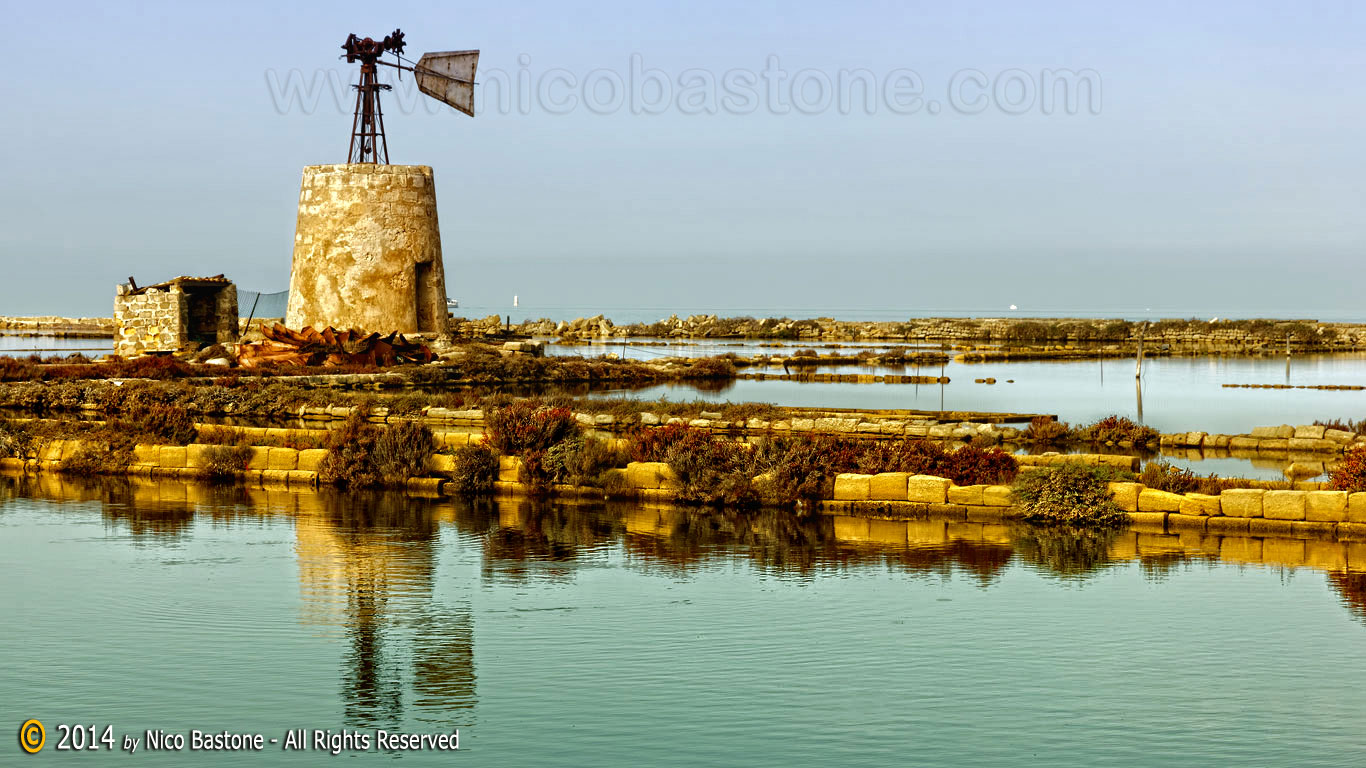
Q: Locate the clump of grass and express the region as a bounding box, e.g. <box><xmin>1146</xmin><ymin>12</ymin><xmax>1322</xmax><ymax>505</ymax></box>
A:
<box><xmin>1329</xmin><ymin>446</ymin><xmax>1366</xmax><ymax>492</ymax></box>
<box><xmin>0</xmin><ymin>420</ymin><xmax>34</xmax><ymax>459</ymax></box>
<box><xmin>1315</xmin><ymin>418</ymin><xmax>1366</xmax><ymax>436</ymax></box>
<box><xmin>448</xmin><ymin>444</ymin><xmax>498</xmax><ymax>495</ymax></box>
<box><xmin>318</xmin><ymin>413</ymin><xmax>434</xmax><ymax>488</ymax></box>
<box><xmin>1079</xmin><ymin>415</ymin><xmax>1158</xmax><ymax>445</ymax></box>
<box><xmin>485</xmin><ymin>401</ymin><xmax>578</xmax><ymax>455</ymax></box>
<box><xmin>60</xmin><ymin>438</ymin><xmax>135</xmax><ymax>476</ymax></box>
<box><xmin>1136</xmin><ymin>461</ymin><xmax>1200</xmax><ymax>493</ymax></box>
<box><xmin>134</xmin><ymin>404</ymin><xmax>198</xmax><ymax>445</ymax></box>
<box><xmin>1012</xmin><ymin>463</ymin><xmax>1128</xmax><ymax>527</ymax></box>
<box><xmin>371</xmin><ymin>421</ymin><xmax>436</xmax><ymax>482</ymax></box>
<box><xmin>1022</xmin><ymin>416</ymin><xmax>1073</xmax><ymax>445</ymax></box>
<box><xmin>686</xmin><ymin>357</ymin><xmax>737</xmax><ymax>378</ymax></box>
<box><xmin>200</xmin><ymin>444</ymin><xmax>253</xmax><ymax>483</ymax></box>
<box><xmin>545</xmin><ymin>436</ymin><xmax>629</xmax><ymax>487</ymax></box>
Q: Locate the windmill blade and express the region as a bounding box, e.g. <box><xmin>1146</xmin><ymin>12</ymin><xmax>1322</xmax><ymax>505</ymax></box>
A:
<box><xmin>415</xmin><ymin>50</ymin><xmax>480</xmax><ymax>116</ymax></box>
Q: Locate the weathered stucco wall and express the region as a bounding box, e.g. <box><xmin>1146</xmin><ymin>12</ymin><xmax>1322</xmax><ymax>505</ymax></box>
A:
<box><xmin>286</xmin><ymin>164</ymin><xmax>447</xmax><ymax>334</ymax></box>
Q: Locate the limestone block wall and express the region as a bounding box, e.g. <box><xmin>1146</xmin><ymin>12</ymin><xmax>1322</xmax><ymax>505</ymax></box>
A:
<box><xmin>286</xmin><ymin>164</ymin><xmax>447</xmax><ymax>334</ymax></box>
<box><xmin>114</xmin><ymin>286</ymin><xmax>186</xmax><ymax>357</ymax></box>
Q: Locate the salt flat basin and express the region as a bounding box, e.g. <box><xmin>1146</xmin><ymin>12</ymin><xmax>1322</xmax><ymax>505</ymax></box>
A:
<box><xmin>585</xmin><ymin>349</ymin><xmax>1366</xmax><ymax>435</ymax></box>
<box><xmin>2</xmin><ymin>476</ymin><xmax>1364</xmax><ymax>767</ymax></box>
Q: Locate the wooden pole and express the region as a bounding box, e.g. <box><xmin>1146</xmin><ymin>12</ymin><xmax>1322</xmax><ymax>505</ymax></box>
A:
<box><xmin>1135</xmin><ymin>323</ymin><xmax>1146</xmax><ymax>379</ymax></box>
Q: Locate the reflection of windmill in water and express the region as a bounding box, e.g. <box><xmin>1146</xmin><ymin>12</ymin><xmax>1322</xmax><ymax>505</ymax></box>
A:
<box><xmin>293</xmin><ymin>491</ymin><xmax>475</xmax><ymax>727</ymax></box>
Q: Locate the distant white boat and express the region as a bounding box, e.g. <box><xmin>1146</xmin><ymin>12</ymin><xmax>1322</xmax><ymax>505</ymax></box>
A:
<box><xmin>513</xmin><ymin>295</ymin><xmax>519</xmax><ymax>307</ymax></box>
<box><xmin>446</xmin><ymin>297</ymin><xmax>459</xmax><ymax>309</ymax></box>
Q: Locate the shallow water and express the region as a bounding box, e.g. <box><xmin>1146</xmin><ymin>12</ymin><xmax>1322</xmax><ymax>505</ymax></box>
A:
<box><xmin>580</xmin><ymin>347</ymin><xmax>1366</xmax><ymax>434</ymax></box>
<box><xmin>0</xmin><ymin>335</ymin><xmax>112</xmax><ymax>355</ymax></box>
<box><xmin>2</xmin><ymin>476</ymin><xmax>1364</xmax><ymax>766</ymax></box>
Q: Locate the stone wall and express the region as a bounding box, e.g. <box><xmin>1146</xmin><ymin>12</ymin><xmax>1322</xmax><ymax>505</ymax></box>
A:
<box><xmin>286</xmin><ymin>164</ymin><xmax>447</xmax><ymax>334</ymax></box>
<box><xmin>113</xmin><ymin>281</ymin><xmax>238</xmax><ymax>357</ymax></box>
<box><xmin>114</xmin><ymin>286</ymin><xmax>185</xmax><ymax>357</ymax></box>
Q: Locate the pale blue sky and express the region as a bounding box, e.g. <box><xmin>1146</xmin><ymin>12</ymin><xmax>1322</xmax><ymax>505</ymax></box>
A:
<box><xmin>2</xmin><ymin>0</ymin><xmax>1363</xmax><ymax>319</ymax></box>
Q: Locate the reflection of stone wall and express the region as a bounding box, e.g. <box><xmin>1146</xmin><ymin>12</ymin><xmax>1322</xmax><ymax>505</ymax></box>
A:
<box><xmin>286</xmin><ymin>164</ymin><xmax>446</xmax><ymax>335</ymax></box>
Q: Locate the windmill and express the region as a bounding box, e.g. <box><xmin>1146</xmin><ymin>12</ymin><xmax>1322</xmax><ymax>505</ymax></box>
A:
<box><xmin>340</xmin><ymin>28</ymin><xmax>479</xmax><ymax>164</ymax></box>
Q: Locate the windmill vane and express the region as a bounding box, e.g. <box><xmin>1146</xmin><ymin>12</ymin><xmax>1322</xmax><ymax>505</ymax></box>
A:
<box><xmin>339</xmin><ymin>28</ymin><xmax>479</xmax><ymax>164</ymax></box>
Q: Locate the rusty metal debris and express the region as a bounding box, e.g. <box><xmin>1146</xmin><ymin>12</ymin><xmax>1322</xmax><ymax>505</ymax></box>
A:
<box><xmin>237</xmin><ymin>324</ymin><xmax>433</xmax><ymax>368</ymax></box>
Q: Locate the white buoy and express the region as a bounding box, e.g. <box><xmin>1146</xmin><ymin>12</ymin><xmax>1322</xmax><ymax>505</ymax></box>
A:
<box><xmin>513</xmin><ymin>295</ymin><xmax>519</xmax><ymax>307</ymax></box>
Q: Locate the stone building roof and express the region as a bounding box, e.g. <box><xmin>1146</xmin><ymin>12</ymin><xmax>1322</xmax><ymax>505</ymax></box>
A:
<box><xmin>125</xmin><ymin>274</ymin><xmax>231</xmax><ymax>296</ymax></box>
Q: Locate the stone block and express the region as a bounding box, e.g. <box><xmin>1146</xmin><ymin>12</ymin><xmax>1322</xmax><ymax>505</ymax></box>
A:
<box><xmin>1138</xmin><ymin>488</ymin><xmax>1185</xmax><ymax>513</ymax></box>
<box><xmin>266</xmin><ymin>448</ymin><xmax>298</xmax><ymax>471</ymax></box>
<box><xmin>1304</xmin><ymin>490</ymin><xmax>1348</xmax><ymax>522</ymax></box>
<box><xmin>1257</xmin><ymin>438</ymin><xmax>1290</xmax><ymax>452</ymax></box>
<box><xmin>247</xmin><ymin>447</ymin><xmax>271</xmax><ymax>471</ymax></box>
<box><xmin>1220</xmin><ymin>488</ymin><xmax>1265</xmax><ymax>518</ymax></box>
<box><xmin>297</xmin><ymin>449</ymin><xmax>328</xmax><ymax>473</ymax></box>
<box><xmin>906</xmin><ymin>474</ymin><xmax>950</xmax><ymax>503</ymax></box>
<box><xmin>1108</xmin><ymin>482</ymin><xmax>1144</xmax><ymax>512</ymax></box>
<box><xmin>428</xmin><ymin>453</ymin><xmax>455</xmax><ymax>474</ymax></box>
<box><xmin>833</xmin><ymin>473</ymin><xmax>874</xmax><ymax>501</ymax></box>
<box><xmin>1178</xmin><ymin>492</ymin><xmax>1221</xmax><ymax>516</ymax></box>
<box><xmin>498</xmin><ymin>455</ymin><xmax>522</xmax><ymax>483</ymax></box>
<box><xmin>1347</xmin><ymin>493</ymin><xmax>1366</xmax><ymax>524</ymax></box>
<box><xmin>1207</xmin><ymin>516</ymin><xmax>1250</xmax><ymax>534</ymax></box>
<box><xmin>1293</xmin><ymin>425</ymin><xmax>1327</xmax><ymax>440</ymax></box>
<box><xmin>1324</xmin><ymin>428</ymin><xmax>1356</xmax><ymax>445</ymax></box>
<box><xmin>982</xmin><ymin>485</ymin><xmax>1014</xmax><ymax>506</ymax></box>
<box><xmin>1262</xmin><ymin>490</ymin><xmax>1307</xmax><ymax>520</ymax></box>
<box><xmin>1248</xmin><ymin>518</ymin><xmax>1296</xmax><ymax>538</ymax></box>
<box><xmin>1250</xmin><ymin>425</ymin><xmax>1295</xmax><ymax>439</ymax></box>
<box><xmin>1127</xmin><ymin>512</ymin><xmax>1167</xmax><ymax>529</ymax></box>
<box><xmin>1166</xmin><ymin>513</ymin><xmax>1207</xmax><ymax>532</ymax></box>
<box><xmin>1289</xmin><ymin>438</ymin><xmax>1337</xmax><ymax>453</ymax></box>
<box><xmin>1229</xmin><ymin>436</ymin><xmax>1260</xmax><ymax>451</ymax></box>
<box><xmin>868</xmin><ymin>472</ymin><xmax>910</xmax><ymax>501</ymax></box>
<box><xmin>1184</xmin><ymin>431</ymin><xmax>1208</xmax><ymax>447</ymax></box>
<box><xmin>946</xmin><ymin>484</ymin><xmax>984</xmax><ymax>506</ymax></box>
<box><xmin>157</xmin><ymin>446</ymin><xmax>187</xmax><ymax>468</ymax></box>
<box><xmin>133</xmin><ymin>444</ymin><xmax>159</xmax><ymax>465</ymax></box>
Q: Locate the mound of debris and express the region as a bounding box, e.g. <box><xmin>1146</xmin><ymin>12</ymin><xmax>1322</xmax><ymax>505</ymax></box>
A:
<box><xmin>237</xmin><ymin>324</ymin><xmax>434</xmax><ymax>368</ymax></box>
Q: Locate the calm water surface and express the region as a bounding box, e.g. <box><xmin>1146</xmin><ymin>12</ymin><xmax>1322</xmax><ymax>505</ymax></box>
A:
<box><xmin>573</xmin><ymin>343</ymin><xmax>1366</xmax><ymax>434</ymax></box>
<box><xmin>2</xmin><ymin>476</ymin><xmax>1364</xmax><ymax>766</ymax></box>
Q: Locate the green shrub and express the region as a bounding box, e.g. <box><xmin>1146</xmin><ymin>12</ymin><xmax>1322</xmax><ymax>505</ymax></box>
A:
<box><xmin>318</xmin><ymin>413</ymin><xmax>382</xmax><ymax>488</ymax></box>
<box><xmin>938</xmin><ymin>445</ymin><xmax>1019</xmax><ymax>486</ymax></box>
<box><xmin>663</xmin><ymin>433</ymin><xmax>759</xmax><ymax>507</ymax></box>
<box><xmin>0</xmin><ymin>420</ymin><xmax>33</xmax><ymax>459</ymax></box>
<box><xmin>449</xmin><ymin>444</ymin><xmax>498</xmax><ymax>495</ymax></box>
<box><xmin>1136</xmin><ymin>461</ymin><xmax>1199</xmax><ymax>493</ymax></box>
<box><xmin>485</xmin><ymin>402</ymin><xmax>578</xmax><ymax>455</ymax></box>
<box><xmin>200</xmin><ymin>444</ymin><xmax>253</xmax><ymax>483</ymax></box>
<box><xmin>686</xmin><ymin>357</ymin><xmax>737</xmax><ymax>378</ymax></box>
<box><xmin>371</xmin><ymin>421</ymin><xmax>435</xmax><ymax>482</ymax></box>
<box><xmin>630</xmin><ymin>423</ymin><xmax>713</xmax><ymax>463</ymax></box>
<box><xmin>134</xmin><ymin>404</ymin><xmax>199</xmax><ymax>445</ymax></box>
<box><xmin>1079</xmin><ymin>415</ymin><xmax>1158</xmax><ymax>445</ymax></box>
<box><xmin>546</xmin><ymin>436</ymin><xmax>629</xmax><ymax>487</ymax></box>
<box><xmin>1329</xmin><ymin>446</ymin><xmax>1366</xmax><ymax>492</ymax></box>
<box><xmin>1012</xmin><ymin>464</ymin><xmax>1128</xmax><ymax>527</ymax></box>
<box><xmin>1023</xmin><ymin>417</ymin><xmax>1073</xmax><ymax>445</ymax></box>
<box><xmin>60</xmin><ymin>439</ymin><xmax>135</xmax><ymax>476</ymax></box>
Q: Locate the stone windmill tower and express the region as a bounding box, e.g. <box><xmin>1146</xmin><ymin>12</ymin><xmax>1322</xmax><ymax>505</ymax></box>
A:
<box><xmin>286</xmin><ymin>29</ymin><xmax>478</xmax><ymax>335</ymax></box>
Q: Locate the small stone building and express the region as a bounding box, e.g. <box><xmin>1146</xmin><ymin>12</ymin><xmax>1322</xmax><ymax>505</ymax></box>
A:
<box><xmin>114</xmin><ymin>275</ymin><xmax>239</xmax><ymax>357</ymax></box>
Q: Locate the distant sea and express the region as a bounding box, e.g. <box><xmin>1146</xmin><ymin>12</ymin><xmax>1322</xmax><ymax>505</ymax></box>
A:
<box><xmin>446</xmin><ymin>304</ymin><xmax>1366</xmax><ymax>325</ymax></box>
